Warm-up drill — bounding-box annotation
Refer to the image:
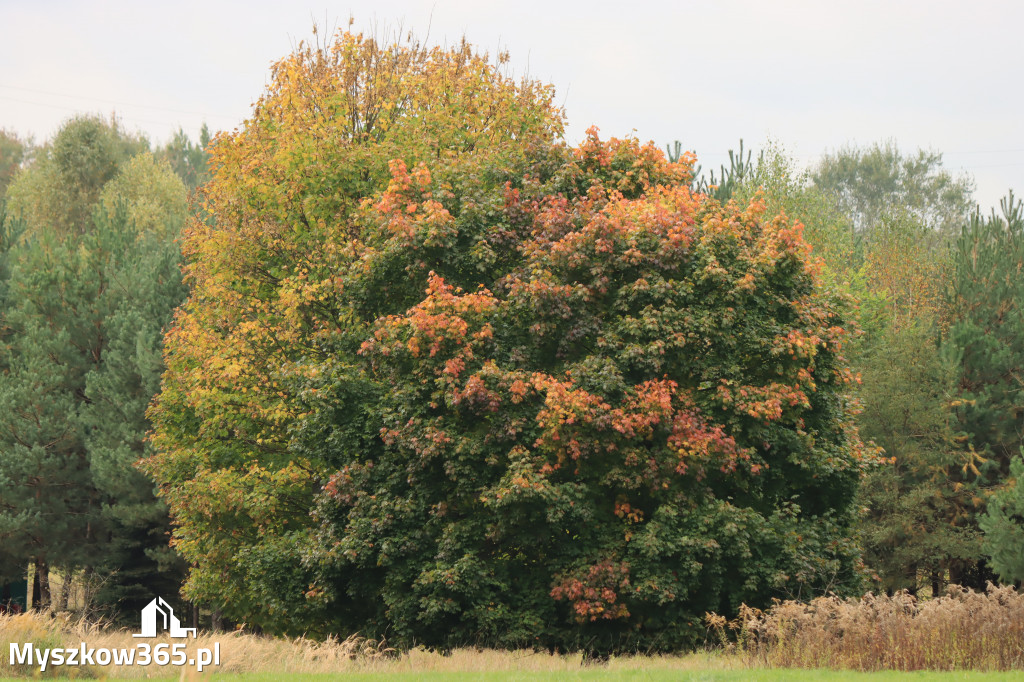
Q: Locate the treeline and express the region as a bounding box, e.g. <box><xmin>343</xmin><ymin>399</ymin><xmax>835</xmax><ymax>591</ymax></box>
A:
<box><xmin>692</xmin><ymin>140</ymin><xmax>1024</xmax><ymax>593</ymax></box>
<box><xmin>0</xmin><ymin>117</ymin><xmax>209</xmax><ymax>617</ymax></box>
<box><xmin>0</xmin><ymin>30</ymin><xmax>1021</xmax><ymax>651</ymax></box>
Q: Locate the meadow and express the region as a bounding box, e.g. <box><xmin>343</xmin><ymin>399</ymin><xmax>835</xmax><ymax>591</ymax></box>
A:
<box><xmin>3</xmin><ymin>583</ymin><xmax>1023</xmax><ymax>679</ymax></box>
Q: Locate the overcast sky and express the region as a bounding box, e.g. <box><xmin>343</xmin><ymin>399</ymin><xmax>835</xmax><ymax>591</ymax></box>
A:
<box><xmin>2</xmin><ymin>0</ymin><xmax>1022</xmax><ymax>210</ymax></box>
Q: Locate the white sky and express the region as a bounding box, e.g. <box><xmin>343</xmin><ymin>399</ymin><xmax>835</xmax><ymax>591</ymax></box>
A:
<box><xmin>2</xmin><ymin>0</ymin><xmax>1022</xmax><ymax>210</ymax></box>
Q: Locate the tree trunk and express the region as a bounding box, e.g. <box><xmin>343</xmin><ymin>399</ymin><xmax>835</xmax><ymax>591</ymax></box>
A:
<box><xmin>211</xmin><ymin>607</ymin><xmax>222</xmax><ymax>633</ymax></box>
<box><xmin>31</xmin><ymin>558</ymin><xmax>50</xmax><ymax>611</ymax></box>
<box><xmin>56</xmin><ymin>567</ymin><xmax>72</xmax><ymax>611</ymax></box>
<box><xmin>31</xmin><ymin>564</ymin><xmax>40</xmax><ymax>610</ymax></box>
<box><xmin>38</xmin><ymin>558</ymin><xmax>50</xmax><ymax>610</ymax></box>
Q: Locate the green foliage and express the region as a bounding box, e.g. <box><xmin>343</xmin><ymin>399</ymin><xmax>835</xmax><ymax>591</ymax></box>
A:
<box><xmin>855</xmin><ymin>320</ymin><xmax>980</xmax><ymax>591</ymax></box>
<box><xmin>947</xmin><ymin>193</ymin><xmax>1024</xmax><ymax>475</ymax></box>
<box><xmin>0</xmin><ymin>129</ymin><xmax>28</xmax><ymax>197</ymax></box>
<box><xmin>156</xmin><ymin>124</ymin><xmax>212</xmax><ymax>191</ymax></box>
<box><xmin>729</xmin><ymin>143</ymin><xmax>983</xmax><ymax>594</ymax></box>
<box><xmin>99</xmin><ymin>152</ymin><xmax>189</xmax><ymax>238</ymax></box>
<box><xmin>980</xmin><ymin>450</ymin><xmax>1024</xmax><ymax>583</ymax></box>
<box><xmin>812</xmin><ymin>141</ymin><xmax>975</xmax><ymax>236</ymax></box>
<box><xmin>5</xmin><ymin>116</ymin><xmax>147</xmax><ymax>238</ymax></box>
<box><xmin>732</xmin><ymin>142</ymin><xmax>859</xmax><ymax>281</ymax></box>
<box><xmin>0</xmin><ymin>117</ymin><xmax>188</xmax><ymax>616</ymax></box>
<box><xmin>147</xmin><ymin>30</ymin><xmax>872</xmax><ymax>654</ymax></box>
<box><xmin>668</xmin><ymin>139</ymin><xmax>763</xmax><ymax>203</ymax></box>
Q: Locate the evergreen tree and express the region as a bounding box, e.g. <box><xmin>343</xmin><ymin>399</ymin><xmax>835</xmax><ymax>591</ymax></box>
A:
<box><xmin>948</xmin><ymin>193</ymin><xmax>1024</xmax><ymax>478</ymax></box>
<box><xmin>0</xmin><ymin>226</ymin><xmax>106</xmax><ymax>606</ymax></box>
<box><xmin>156</xmin><ymin>125</ymin><xmax>212</xmax><ymax>192</ymax></box>
<box><xmin>980</xmin><ymin>450</ymin><xmax>1024</xmax><ymax>583</ymax></box>
<box><xmin>948</xmin><ymin>193</ymin><xmax>1024</xmax><ymax>585</ymax></box>
<box><xmin>0</xmin><ymin>117</ymin><xmax>188</xmax><ymax>616</ymax></box>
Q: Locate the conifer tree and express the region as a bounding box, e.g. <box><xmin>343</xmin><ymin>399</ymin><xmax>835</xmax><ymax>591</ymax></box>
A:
<box><xmin>950</xmin><ymin>193</ymin><xmax>1024</xmax><ymax>585</ymax></box>
<box><xmin>0</xmin><ymin>116</ymin><xmax>188</xmax><ymax>616</ymax></box>
<box><xmin>980</xmin><ymin>450</ymin><xmax>1024</xmax><ymax>583</ymax></box>
<box><xmin>948</xmin><ymin>193</ymin><xmax>1024</xmax><ymax>479</ymax></box>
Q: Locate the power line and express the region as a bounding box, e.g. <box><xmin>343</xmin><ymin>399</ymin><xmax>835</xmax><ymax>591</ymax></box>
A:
<box><xmin>0</xmin><ymin>94</ymin><xmax>209</xmax><ymax>131</ymax></box>
<box><xmin>0</xmin><ymin>83</ymin><xmax>239</xmax><ymax>122</ymax></box>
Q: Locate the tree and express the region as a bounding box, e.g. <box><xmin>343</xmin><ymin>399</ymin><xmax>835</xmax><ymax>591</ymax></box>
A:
<box><xmin>156</xmin><ymin>125</ymin><xmax>212</xmax><ymax>192</ymax></box>
<box><xmin>0</xmin><ymin>119</ymin><xmax>187</xmax><ymax>617</ymax></box>
<box><xmin>146</xmin><ymin>29</ymin><xmax>874</xmax><ymax>652</ymax></box>
<box><xmin>5</xmin><ymin>116</ymin><xmax>147</xmax><ymax>238</ymax></box>
<box><xmin>732</xmin><ymin>142</ymin><xmax>859</xmax><ymax>281</ymax></box>
<box><xmin>946</xmin><ymin>193</ymin><xmax>1024</xmax><ymax>585</ymax></box>
<box><xmin>980</xmin><ymin>450</ymin><xmax>1024</xmax><ymax>583</ymax></box>
<box><xmin>730</xmin><ymin>145</ymin><xmax>978</xmax><ymax>594</ymax></box>
<box><xmin>146</xmin><ymin>27</ymin><xmax>566</xmax><ymax>635</ymax></box>
<box><xmin>813</xmin><ymin>141</ymin><xmax>975</xmax><ymax>236</ymax></box>
<box><xmin>947</xmin><ymin>194</ymin><xmax>1024</xmax><ymax>476</ymax></box>
<box><xmin>0</xmin><ymin>129</ymin><xmax>28</xmax><ymax>197</ymax></box>
<box><xmin>99</xmin><ymin>153</ymin><xmax>189</xmax><ymax>239</ymax></box>
<box><xmin>854</xmin><ymin>319</ymin><xmax>980</xmax><ymax>593</ymax></box>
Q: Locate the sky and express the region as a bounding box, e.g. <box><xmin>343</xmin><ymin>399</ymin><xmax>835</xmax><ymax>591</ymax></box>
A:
<box><xmin>2</xmin><ymin>0</ymin><xmax>1022</xmax><ymax>210</ymax></box>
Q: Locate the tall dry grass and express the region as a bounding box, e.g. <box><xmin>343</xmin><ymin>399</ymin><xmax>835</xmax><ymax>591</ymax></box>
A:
<box><xmin>708</xmin><ymin>583</ymin><xmax>1024</xmax><ymax>671</ymax></box>
<box><xmin>5</xmin><ymin>584</ymin><xmax>1022</xmax><ymax>677</ymax></box>
<box><xmin>0</xmin><ymin>611</ymin><xmax>739</xmax><ymax>678</ymax></box>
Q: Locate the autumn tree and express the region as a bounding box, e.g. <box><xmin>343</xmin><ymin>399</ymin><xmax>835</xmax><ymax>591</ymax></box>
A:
<box><xmin>146</xmin><ymin>29</ymin><xmax>874</xmax><ymax>651</ymax></box>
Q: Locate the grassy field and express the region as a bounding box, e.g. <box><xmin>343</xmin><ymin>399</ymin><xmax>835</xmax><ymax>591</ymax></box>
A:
<box><xmin>2</xmin><ymin>668</ymin><xmax>1023</xmax><ymax>681</ymax></box>
<box><xmin>4</xmin><ymin>586</ymin><xmax>1024</xmax><ymax>680</ymax></box>
<box><xmin>167</xmin><ymin>668</ymin><xmax>1024</xmax><ymax>681</ymax></box>
<box><xmin>3</xmin><ymin>667</ymin><xmax>1024</xmax><ymax>681</ymax></box>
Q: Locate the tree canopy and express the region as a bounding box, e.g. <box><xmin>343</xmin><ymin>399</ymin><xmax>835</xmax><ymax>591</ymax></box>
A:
<box><xmin>145</xmin><ymin>30</ymin><xmax>874</xmax><ymax>653</ymax></box>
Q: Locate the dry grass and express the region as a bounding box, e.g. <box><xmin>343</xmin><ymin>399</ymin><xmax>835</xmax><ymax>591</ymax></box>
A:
<box><xmin>708</xmin><ymin>583</ymin><xmax>1024</xmax><ymax>671</ymax></box>
<box><xmin>0</xmin><ymin>611</ymin><xmax>740</xmax><ymax>678</ymax></box>
<box><xmin>6</xmin><ymin>585</ymin><xmax>1022</xmax><ymax>678</ymax></box>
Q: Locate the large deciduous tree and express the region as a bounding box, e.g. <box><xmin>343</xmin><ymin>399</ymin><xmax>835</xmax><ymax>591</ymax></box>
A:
<box><xmin>146</xmin><ymin>29</ymin><xmax>874</xmax><ymax>651</ymax></box>
<box><xmin>813</xmin><ymin>141</ymin><xmax>975</xmax><ymax>236</ymax></box>
<box><xmin>5</xmin><ymin>116</ymin><xmax>147</xmax><ymax>239</ymax></box>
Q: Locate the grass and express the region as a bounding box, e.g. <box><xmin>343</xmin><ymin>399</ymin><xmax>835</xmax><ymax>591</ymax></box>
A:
<box><xmin>3</xmin><ymin>584</ymin><xmax>1024</xmax><ymax>678</ymax></box>
<box><xmin>711</xmin><ymin>583</ymin><xmax>1024</xmax><ymax>671</ymax></box>
<box><xmin>2</xmin><ymin>669</ymin><xmax>1023</xmax><ymax>681</ymax></box>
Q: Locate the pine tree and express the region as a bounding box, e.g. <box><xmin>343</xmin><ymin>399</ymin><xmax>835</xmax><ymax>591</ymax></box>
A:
<box><xmin>949</xmin><ymin>193</ymin><xmax>1024</xmax><ymax>585</ymax></box>
<box><xmin>980</xmin><ymin>450</ymin><xmax>1024</xmax><ymax>583</ymax></box>
<box><xmin>948</xmin><ymin>193</ymin><xmax>1024</xmax><ymax>480</ymax></box>
<box><xmin>0</xmin><ymin>117</ymin><xmax>189</xmax><ymax>617</ymax></box>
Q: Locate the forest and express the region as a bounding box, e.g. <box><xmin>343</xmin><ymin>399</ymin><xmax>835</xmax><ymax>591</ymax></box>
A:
<box><xmin>0</xmin><ymin>29</ymin><xmax>1022</xmax><ymax>660</ymax></box>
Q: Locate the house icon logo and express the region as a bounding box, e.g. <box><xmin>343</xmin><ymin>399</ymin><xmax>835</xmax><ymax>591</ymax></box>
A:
<box><xmin>132</xmin><ymin>597</ymin><xmax>197</xmax><ymax>638</ymax></box>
